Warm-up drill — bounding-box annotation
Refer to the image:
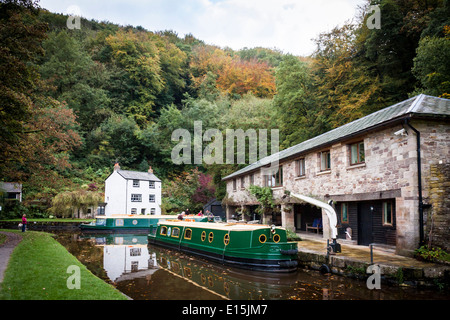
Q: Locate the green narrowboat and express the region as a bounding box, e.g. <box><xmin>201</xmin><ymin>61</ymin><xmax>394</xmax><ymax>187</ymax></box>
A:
<box><xmin>148</xmin><ymin>221</ymin><xmax>299</xmax><ymax>273</ymax></box>
<box><xmin>80</xmin><ymin>214</ymin><xmax>209</xmax><ymax>232</ymax></box>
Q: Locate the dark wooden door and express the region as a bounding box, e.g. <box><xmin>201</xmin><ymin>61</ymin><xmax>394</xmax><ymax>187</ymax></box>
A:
<box><xmin>357</xmin><ymin>202</ymin><xmax>373</xmax><ymax>245</ymax></box>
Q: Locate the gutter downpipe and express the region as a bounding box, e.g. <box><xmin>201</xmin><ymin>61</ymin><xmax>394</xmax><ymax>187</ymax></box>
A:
<box><xmin>404</xmin><ymin>118</ymin><xmax>424</xmax><ymax>247</ymax></box>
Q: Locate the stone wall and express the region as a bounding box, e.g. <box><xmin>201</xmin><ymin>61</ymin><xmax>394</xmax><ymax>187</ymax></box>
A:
<box><xmin>426</xmin><ymin>163</ymin><xmax>450</xmax><ymax>251</ymax></box>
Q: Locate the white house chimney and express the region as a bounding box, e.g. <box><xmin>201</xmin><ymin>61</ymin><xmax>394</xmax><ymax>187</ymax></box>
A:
<box><xmin>148</xmin><ymin>166</ymin><xmax>153</xmax><ymax>174</ymax></box>
<box><xmin>114</xmin><ymin>162</ymin><xmax>120</xmax><ymax>171</ymax></box>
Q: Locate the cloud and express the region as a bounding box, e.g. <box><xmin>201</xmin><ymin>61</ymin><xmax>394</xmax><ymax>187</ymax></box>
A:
<box><xmin>39</xmin><ymin>0</ymin><xmax>366</xmax><ymax>56</ymax></box>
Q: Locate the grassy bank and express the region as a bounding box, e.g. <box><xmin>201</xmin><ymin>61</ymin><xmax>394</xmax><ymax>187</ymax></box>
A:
<box><xmin>0</xmin><ymin>230</ymin><xmax>127</xmax><ymax>300</ymax></box>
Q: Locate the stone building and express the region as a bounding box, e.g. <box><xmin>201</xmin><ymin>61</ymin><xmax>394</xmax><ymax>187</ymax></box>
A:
<box><xmin>222</xmin><ymin>94</ymin><xmax>450</xmax><ymax>256</ymax></box>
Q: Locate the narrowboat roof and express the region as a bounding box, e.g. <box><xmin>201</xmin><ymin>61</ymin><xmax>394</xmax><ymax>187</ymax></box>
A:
<box><xmin>159</xmin><ymin>220</ymin><xmax>279</xmax><ymax>231</ymax></box>
<box><xmin>96</xmin><ymin>215</ymin><xmax>180</xmax><ymax>219</ymax></box>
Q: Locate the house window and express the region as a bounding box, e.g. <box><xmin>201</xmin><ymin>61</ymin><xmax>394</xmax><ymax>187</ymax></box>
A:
<box><xmin>149</xmin><ymin>194</ymin><xmax>155</xmax><ymax>203</ymax></box>
<box><xmin>264</xmin><ymin>167</ymin><xmax>283</xmax><ymax>187</ymax></box>
<box><xmin>149</xmin><ymin>181</ymin><xmax>155</xmax><ymax>189</ymax></box>
<box><xmin>320</xmin><ymin>151</ymin><xmax>331</xmax><ymax>171</ymax></box>
<box><xmin>130</xmin><ymin>208</ymin><xmax>137</xmax><ymax>215</ymax></box>
<box><xmin>130</xmin><ymin>248</ymin><xmax>141</xmax><ymax>256</ymax></box>
<box><xmin>233</xmin><ymin>179</ymin><xmax>237</xmax><ymax>191</ymax></box>
<box><xmin>150</xmin><ymin>208</ymin><xmax>155</xmax><ymax>215</ymax></box>
<box><xmin>341</xmin><ymin>203</ymin><xmax>349</xmax><ymax>223</ymax></box>
<box><xmin>383</xmin><ymin>201</ymin><xmax>393</xmax><ymax>226</ymax></box>
<box><xmin>296</xmin><ymin>158</ymin><xmax>306</xmax><ymax>177</ymax></box>
<box><xmin>350</xmin><ymin>141</ymin><xmax>365</xmax><ymax>165</ymax></box>
<box><xmin>133</xmin><ymin>180</ymin><xmax>140</xmax><ymax>187</ymax></box>
<box><xmin>249</xmin><ymin>174</ymin><xmax>254</xmax><ymax>185</ymax></box>
<box><xmin>240</xmin><ymin>176</ymin><xmax>245</xmax><ymax>189</ymax></box>
<box><xmin>131</xmin><ymin>194</ymin><xmax>142</xmax><ymax>202</ymax></box>
<box><xmin>141</xmin><ymin>208</ymin><xmax>146</xmax><ymax>215</ymax></box>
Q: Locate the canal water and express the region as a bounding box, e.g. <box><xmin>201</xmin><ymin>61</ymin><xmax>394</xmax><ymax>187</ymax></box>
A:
<box><xmin>56</xmin><ymin>232</ymin><xmax>449</xmax><ymax>300</ymax></box>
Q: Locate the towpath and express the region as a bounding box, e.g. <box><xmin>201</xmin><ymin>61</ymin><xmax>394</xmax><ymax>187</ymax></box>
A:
<box><xmin>0</xmin><ymin>231</ymin><xmax>22</xmax><ymax>283</ymax></box>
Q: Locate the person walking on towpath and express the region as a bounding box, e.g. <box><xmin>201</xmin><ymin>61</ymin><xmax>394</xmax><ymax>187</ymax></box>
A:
<box><xmin>21</xmin><ymin>214</ymin><xmax>27</xmax><ymax>232</ymax></box>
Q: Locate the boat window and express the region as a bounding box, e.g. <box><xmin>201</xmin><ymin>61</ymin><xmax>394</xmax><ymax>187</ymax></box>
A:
<box><xmin>160</xmin><ymin>226</ymin><xmax>167</xmax><ymax>236</ymax></box>
<box><xmin>96</xmin><ymin>219</ymin><xmax>106</xmax><ymax>226</ymax></box>
<box><xmin>201</xmin><ymin>231</ymin><xmax>206</xmax><ymax>241</ymax></box>
<box><xmin>172</xmin><ymin>227</ymin><xmax>180</xmax><ymax>238</ymax></box>
<box><xmin>273</xmin><ymin>234</ymin><xmax>281</xmax><ymax>243</ymax></box>
<box><xmin>259</xmin><ymin>234</ymin><xmax>267</xmax><ymax>243</ymax></box>
<box><xmin>184</xmin><ymin>228</ymin><xmax>192</xmax><ymax>240</ymax></box>
<box><xmin>115</xmin><ymin>219</ymin><xmax>124</xmax><ymax>227</ymax></box>
<box><xmin>208</xmin><ymin>232</ymin><xmax>214</xmax><ymax>243</ymax></box>
<box><xmin>224</xmin><ymin>233</ymin><xmax>230</xmax><ymax>245</ymax></box>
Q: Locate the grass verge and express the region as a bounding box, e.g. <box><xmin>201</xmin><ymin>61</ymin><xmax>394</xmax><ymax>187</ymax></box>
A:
<box><xmin>0</xmin><ymin>230</ymin><xmax>128</xmax><ymax>300</ymax></box>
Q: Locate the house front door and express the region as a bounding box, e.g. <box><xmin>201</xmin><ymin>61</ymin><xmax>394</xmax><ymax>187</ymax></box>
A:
<box><xmin>357</xmin><ymin>202</ymin><xmax>373</xmax><ymax>246</ymax></box>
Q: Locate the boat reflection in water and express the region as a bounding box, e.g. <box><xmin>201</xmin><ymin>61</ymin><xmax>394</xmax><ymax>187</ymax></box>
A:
<box><xmin>72</xmin><ymin>233</ymin><xmax>449</xmax><ymax>300</ymax></box>
<box><xmin>80</xmin><ymin>233</ymin><xmax>297</xmax><ymax>300</ymax></box>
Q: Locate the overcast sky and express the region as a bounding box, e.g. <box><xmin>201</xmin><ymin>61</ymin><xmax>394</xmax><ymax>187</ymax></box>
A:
<box><xmin>39</xmin><ymin>0</ymin><xmax>367</xmax><ymax>56</ymax></box>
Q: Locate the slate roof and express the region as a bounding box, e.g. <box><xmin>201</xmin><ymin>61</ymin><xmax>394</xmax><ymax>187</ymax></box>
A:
<box><xmin>0</xmin><ymin>182</ymin><xmax>22</xmax><ymax>193</ymax></box>
<box><xmin>223</xmin><ymin>94</ymin><xmax>450</xmax><ymax>181</ymax></box>
<box><xmin>116</xmin><ymin>170</ymin><xmax>161</xmax><ymax>182</ymax></box>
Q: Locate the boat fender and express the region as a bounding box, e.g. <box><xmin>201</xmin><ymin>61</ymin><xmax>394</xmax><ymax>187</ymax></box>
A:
<box><xmin>280</xmin><ymin>249</ymin><xmax>298</xmax><ymax>255</ymax></box>
<box><xmin>279</xmin><ymin>260</ymin><xmax>298</xmax><ymax>268</ymax></box>
<box><xmin>319</xmin><ymin>264</ymin><xmax>331</xmax><ymax>274</ymax></box>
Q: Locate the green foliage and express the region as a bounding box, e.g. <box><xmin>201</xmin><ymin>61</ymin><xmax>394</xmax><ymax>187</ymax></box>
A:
<box><xmin>274</xmin><ymin>55</ymin><xmax>319</xmax><ymax>148</ymax></box>
<box><xmin>2</xmin><ymin>0</ymin><xmax>448</xmax><ymax>215</ymax></box>
<box><xmin>248</xmin><ymin>185</ymin><xmax>274</xmax><ymax>216</ymax></box>
<box><xmin>412</xmin><ymin>30</ymin><xmax>450</xmax><ymax>97</ymax></box>
<box><xmin>414</xmin><ymin>246</ymin><xmax>447</xmax><ymax>262</ymax></box>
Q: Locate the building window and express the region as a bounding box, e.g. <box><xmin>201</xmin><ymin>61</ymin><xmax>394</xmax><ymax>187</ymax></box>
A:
<box><xmin>350</xmin><ymin>141</ymin><xmax>365</xmax><ymax>165</ymax></box>
<box><xmin>233</xmin><ymin>179</ymin><xmax>237</xmax><ymax>191</ymax></box>
<box><xmin>141</xmin><ymin>208</ymin><xmax>146</xmax><ymax>215</ymax></box>
<box><xmin>264</xmin><ymin>167</ymin><xmax>283</xmax><ymax>187</ymax></box>
<box><xmin>296</xmin><ymin>158</ymin><xmax>306</xmax><ymax>177</ymax></box>
<box><xmin>130</xmin><ymin>208</ymin><xmax>137</xmax><ymax>215</ymax></box>
<box><xmin>149</xmin><ymin>181</ymin><xmax>155</xmax><ymax>189</ymax></box>
<box><xmin>131</xmin><ymin>194</ymin><xmax>142</xmax><ymax>202</ymax></box>
<box><xmin>383</xmin><ymin>201</ymin><xmax>393</xmax><ymax>226</ymax></box>
<box><xmin>320</xmin><ymin>151</ymin><xmax>331</xmax><ymax>171</ymax></box>
<box><xmin>150</xmin><ymin>208</ymin><xmax>155</xmax><ymax>215</ymax></box>
<box><xmin>249</xmin><ymin>174</ymin><xmax>254</xmax><ymax>185</ymax></box>
<box><xmin>133</xmin><ymin>180</ymin><xmax>140</xmax><ymax>187</ymax></box>
<box><xmin>240</xmin><ymin>176</ymin><xmax>245</xmax><ymax>189</ymax></box>
<box><xmin>341</xmin><ymin>203</ymin><xmax>349</xmax><ymax>223</ymax></box>
<box><xmin>130</xmin><ymin>248</ymin><xmax>141</xmax><ymax>256</ymax></box>
<box><xmin>149</xmin><ymin>194</ymin><xmax>155</xmax><ymax>203</ymax></box>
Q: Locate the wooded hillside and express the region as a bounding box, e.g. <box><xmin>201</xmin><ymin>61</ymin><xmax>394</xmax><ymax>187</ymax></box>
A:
<box><xmin>1</xmin><ymin>0</ymin><xmax>448</xmax><ymax>216</ymax></box>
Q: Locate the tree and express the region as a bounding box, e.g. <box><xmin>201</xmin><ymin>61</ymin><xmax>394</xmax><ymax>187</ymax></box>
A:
<box><xmin>0</xmin><ymin>0</ymin><xmax>48</xmax><ymax>177</ymax></box>
<box><xmin>39</xmin><ymin>30</ymin><xmax>111</xmax><ymax>133</ymax></box>
<box><xmin>105</xmin><ymin>30</ymin><xmax>164</xmax><ymax>126</ymax></box>
<box><xmin>412</xmin><ymin>26</ymin><xmax>450</xmax><ymax>98</ymax></box>
<box><xmin>312</xmin><ymin>23</ymin><xmax>381</xmax><ymax>130</ymax></box>
<box><xmin>273</xmin><ymin>55</ymin><xmax>319</xmax><ymax>149</ymax></box>
<box><xmin>49</xmin><ymin>189</ymin><xmax>103</xmax><ymax>218</ymax></box>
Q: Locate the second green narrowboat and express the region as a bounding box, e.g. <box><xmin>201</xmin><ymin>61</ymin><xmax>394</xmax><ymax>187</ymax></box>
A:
<box><xmin>148</xmin><ymin>221</ymin><xmax>298</xmax><ymax>273</ymax></box>
<box><xmin>80</xmin><ymin>214</ymin><xmax>209</xmax><ymax>232</ymax></box>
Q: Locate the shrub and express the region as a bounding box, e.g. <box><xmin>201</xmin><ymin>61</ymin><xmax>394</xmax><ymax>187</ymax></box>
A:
<box><xmin>414</xmin><ymin>246</ymin><xmax>447</xmax><ymax>262</ymax></box>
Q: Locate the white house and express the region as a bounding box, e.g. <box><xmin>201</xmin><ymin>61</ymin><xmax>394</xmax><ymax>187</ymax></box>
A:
<box><xmin>104</xmin><ymin>163</ymin><xmax>162</xmax><ymax>216</ymax></box>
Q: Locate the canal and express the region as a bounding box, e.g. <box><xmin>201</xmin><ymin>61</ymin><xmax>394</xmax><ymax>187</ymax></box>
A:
<box><xmin>55</xmin><ymin>232</ymin><xmax>449</xmax><ymax>300</ymax></box>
